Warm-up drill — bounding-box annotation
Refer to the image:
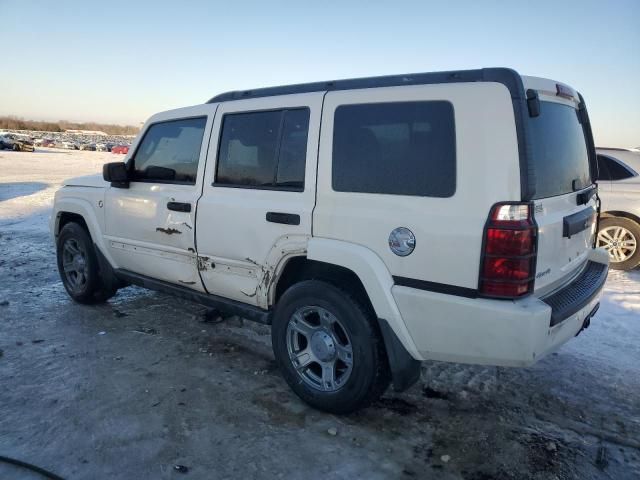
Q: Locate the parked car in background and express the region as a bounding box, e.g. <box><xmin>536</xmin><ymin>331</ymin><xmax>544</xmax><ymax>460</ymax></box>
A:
<box><xmin>596</xmin><ymin>147</ymin><xmax>640</xmax><ymax>270</ymax></box>
<box><xmin>111</xmin><ymin>144</ymin><xmax>129</xmax><ymax>154</ymax></box>
<box><xmin>80</xmin><ymin>143</ymin><xmax>97</xmax><ymax>151</ymax></box>
<box><xmin>0</xmin><ymin>133</ymin><xmax>35</xmax><ymax>152</ymax></box>
<box><xmin>36</xmin><ymin>138</ymin><xmax>57</xmax><ymax>147</ymax></box>
<box><xmin>57</xmin><ymin>141</ymin><xmax>79</xmax><ymax>150</ymax></box>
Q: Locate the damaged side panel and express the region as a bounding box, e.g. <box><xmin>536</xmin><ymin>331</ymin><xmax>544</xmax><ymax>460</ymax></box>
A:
<box><xmin>104</xmin><ymin>201</ymin><xmax>203</xmax><ymax>291</ymax></box>
<box><xmin>195</xmin><ymin>235</ymin><xmax>310</xmax><ymax>308</ymax></box>
<box><xmin>109</xmin><ymin>240</ymin><xmax>204</xmax><ymax>291</ymax></box>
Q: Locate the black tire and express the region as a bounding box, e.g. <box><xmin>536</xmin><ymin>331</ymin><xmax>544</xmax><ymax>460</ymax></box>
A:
<box><xmin>272</xmin><ymin>280</ymin><xmax>390</xmax><ymax>414</ymax></box>
<box><xmin>56</xmin><ymin>222</ymin><xmax>117</xmax><ymax>303</ymax></box>
<box><xmin>597</xmin><ymin>217</ymin><xmax>640</xmax><ymax>271</ymax></box>
<box><xmin>12</xmin><ymin>143</ymin><xmax>20</xmax><ymax>152</ymax></box>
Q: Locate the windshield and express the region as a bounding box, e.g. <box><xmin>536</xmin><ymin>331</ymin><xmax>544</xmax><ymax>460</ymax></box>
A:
<box><xmin>528</xmin><ymin>101</ymin><xmax>591</xmax><ymax>199</ymax></box>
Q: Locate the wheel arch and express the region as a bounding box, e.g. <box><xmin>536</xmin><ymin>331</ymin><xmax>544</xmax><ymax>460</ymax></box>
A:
<box><xmin>52</xmin><ymin>197</ymin><xmax>116</xmax><ymax>268</ymax></box>
<box><xmin>57</xmin><ymin>211</ymin><xmax>89</xmax><ymax>234</ymax></box>
<box><xmin>271</xmin><ymin>238</ymin><xmax>422</xmax><ymax>392</ymax></box>
<box><xmin>601</xmin><ymin>210</ymin><xmax>640</xmax><ymax>226</ymax></box>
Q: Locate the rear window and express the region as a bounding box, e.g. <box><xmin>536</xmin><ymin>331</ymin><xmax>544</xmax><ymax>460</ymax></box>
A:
<box><xmin>332</xmin><ymin>101</ymin><xmax>456</xmax><ymax>197</ymax></box>
<box><xmin>529</xmin><ymin>101</ymin><xmax>591</xmax><ymax>199</ymax></box>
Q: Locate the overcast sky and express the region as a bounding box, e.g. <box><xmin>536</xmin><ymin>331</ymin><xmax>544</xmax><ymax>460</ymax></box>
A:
<box><xmin>1</xmin><ymin>0</ymin><xmax>638</xmax><ymax>146</ymax></box>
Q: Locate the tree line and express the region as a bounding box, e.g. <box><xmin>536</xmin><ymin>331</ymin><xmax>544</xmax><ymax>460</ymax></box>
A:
<box><xmin>0</xmin><ymin>116</ymin><xmax>140</xmax><ymax>135</ymax></box>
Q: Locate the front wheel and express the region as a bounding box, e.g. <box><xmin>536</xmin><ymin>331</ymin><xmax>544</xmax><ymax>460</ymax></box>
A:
<box><xmin>12</xmin><ymin>143</ymin><xmax>20</xmax><ymax>152</ymax></box>
<box><xmin>271</xmin><ymin>280</ymin><xmax>390</xmax><ymax>414</ymax></box>
<box><xmin>597</xmin><ymin>217</ymin><xmax>640</xmax><ymax>271</ymax></box>
<box><xmin>56</xmin><ymin>222</ymin><xmax>117</xmax><ymax>303</ymax></box>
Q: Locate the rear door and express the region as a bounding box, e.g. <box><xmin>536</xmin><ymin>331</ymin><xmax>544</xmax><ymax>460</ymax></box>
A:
<box><xmin>524</xmin><ymin>86</ymin><xmax>597</xmax><ymax>295</ymax></box>
<box><xmin>196</xmin><ymin>93</ymin><xmax>323</xmax><ymax>307</ymax></box>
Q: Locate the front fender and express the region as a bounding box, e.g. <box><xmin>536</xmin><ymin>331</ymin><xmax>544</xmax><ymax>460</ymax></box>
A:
<box><xmin>51</xmin><ymin>190</ymin><xmax>116</xmax><ymax>267</ymax></box>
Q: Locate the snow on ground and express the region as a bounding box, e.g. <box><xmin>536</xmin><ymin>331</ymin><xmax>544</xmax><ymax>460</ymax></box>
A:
<box><xmin>0</xmin><ymin>148</ymin><xmax>114</xmax><ymax>232</ymax></box>
<box><xmin>0</xmin><ymin>149</ymin><xmax>639</xmax><ymax>480</ymax></box>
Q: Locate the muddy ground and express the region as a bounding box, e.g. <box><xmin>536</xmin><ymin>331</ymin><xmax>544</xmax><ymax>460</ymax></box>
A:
<box><xmin>1</xmin><ymin>149</ymin><xmax>639</xmax><ymax>479</ymax></box>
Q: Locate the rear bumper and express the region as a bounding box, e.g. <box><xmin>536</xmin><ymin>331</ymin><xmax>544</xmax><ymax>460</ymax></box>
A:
<box><xmin>540</xmin><ymin>260</ymin><xmax>608</xmax><ymax>326</ymax></box>
<box><xmin>393</xmin><ymin>249</ymin><xmax>609</xmax><ymax>367</ymax></box>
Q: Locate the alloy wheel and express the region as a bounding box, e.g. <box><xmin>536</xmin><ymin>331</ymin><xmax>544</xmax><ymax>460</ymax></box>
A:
<box><xmin>285</xmin><ymin>305</ymin><xmax>354</xmax><ymax>392</ymax></box>
<box><xmin>61</xmin><ymin>238</ymin><xmax>89</xmax><ymax>293</ymax></box>
<box><xmin>597</xmin><ymin>226</ymin><xmax>637</xmax><ymax>263</ymax></box>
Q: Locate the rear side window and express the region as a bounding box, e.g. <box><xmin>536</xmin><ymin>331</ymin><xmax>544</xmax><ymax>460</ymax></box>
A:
<box><xmin>132</xmin><ymin>117</ymin><xmax>206</xmax><ymax>184</ymax></box>
<box><xmin>597</xmin><ymin>154</ymin><xmax>637</xmax><ymax>181</ymax></box>
<box><xmin>528</xmin><ymin>102</ymin><xmax>591</xmax><ymax>199</ymax></box>
<box><xmin>215</xmin><ymin>108</ymin><xmax>310</xmax><ymax>191</ymax></box>
<box><xmin>332</xmin><ymin>101</ymin><xmax>456</xmax><ymax>197</ymax></box>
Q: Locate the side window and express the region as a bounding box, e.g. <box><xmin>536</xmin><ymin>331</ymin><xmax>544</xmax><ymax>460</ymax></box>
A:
<box><xmin>598</xmin><ymin>155</ymin><xmax>636</xmax><ymax>181</ymax></box>
<box><xmin>132</xmin><ymin>117</ymin><xmax>207</xmax><ymax>185</ymax></box>
<box><xmin>215</xmin><ymin>108</ymin><xmax>310</xmax><ymax>191</ymax></box>
<box><xmin>332</xmin><ymin>101</ymin><xmax>456</xmax><ymax>197</ymax></box>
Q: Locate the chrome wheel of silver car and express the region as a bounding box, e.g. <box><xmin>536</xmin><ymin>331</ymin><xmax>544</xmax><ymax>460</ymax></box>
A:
<box><xmin>61</xmin><ymin>238</ymin><xmax>89</xmax><ymax>293</ymax></box>
<box><xmin>285</xmin><ymin>305</ymin><xmax>353</xmax><ymax>392</ymax></box>
<box><xmin>597</xmin><ymin>226</ymin><xmax>637</xmax><ymax>263</ymax></box>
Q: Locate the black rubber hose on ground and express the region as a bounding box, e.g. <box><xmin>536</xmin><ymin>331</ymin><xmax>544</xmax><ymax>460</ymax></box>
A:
<box><xmin>0</xmin><ymin>454</ymin><xmax>64</xmax><ymax>480</ymax></box>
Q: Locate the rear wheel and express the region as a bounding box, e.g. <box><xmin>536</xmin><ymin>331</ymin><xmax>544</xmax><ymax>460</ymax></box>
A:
<box><xmin>597</xmin><ymin>217</ymin><xmax>640</xmax><ymax>271</ymax></box>
<box><xmin>271</xmin><ymin>280</ymin><xmax>390</xmax><ymax>414</ymax></box>
<box><xmin>56</xmin><ymin>222</ymin><xmax>117</xmax><ymax>303</ymax></box>
<box><xmin>12</xmin><ymin>143</ymin><xmax>20</xmax><ymax>152</ymax></box>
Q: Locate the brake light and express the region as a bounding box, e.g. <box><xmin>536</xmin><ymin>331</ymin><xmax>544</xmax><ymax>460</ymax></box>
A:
<box><xmin>479</xmin><ymin>203</ymin><xmax>537</xmax><ymax>298</ymax></box>
<box><xmin>556</xmin><ymin>83</ymin><xmax>575</xmax><ymax>100</ymax></box>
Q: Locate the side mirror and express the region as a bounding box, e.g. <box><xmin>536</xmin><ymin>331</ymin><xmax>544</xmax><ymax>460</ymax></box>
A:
<box><xmin>103</xmin><ymin>162</ymin><xmax>129</xmax><ymax>188</ymax></box>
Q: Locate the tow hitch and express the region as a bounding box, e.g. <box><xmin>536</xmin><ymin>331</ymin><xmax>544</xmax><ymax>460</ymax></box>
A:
<box><xmin>576</xmin><ymin>303</ymin><xmax>599</xmax><ymax>336</ymax></box>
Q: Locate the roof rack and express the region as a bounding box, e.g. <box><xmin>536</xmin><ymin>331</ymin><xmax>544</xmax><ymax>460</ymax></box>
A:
<box><xmin>206</xmin><ymin>67</ymin><xmax>523</xmax><ymax>103</ymax></box>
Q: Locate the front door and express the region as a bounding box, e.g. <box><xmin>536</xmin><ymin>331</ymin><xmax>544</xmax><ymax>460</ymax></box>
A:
<box><xmin>104</xmin><ymin>109</ymin><xmax>214</xmax><ymax>290</ymax></box>
<box><xmin>196</xmin><ymin>93</ymin><xmax>323</xmax><ymax>307</ymax></box>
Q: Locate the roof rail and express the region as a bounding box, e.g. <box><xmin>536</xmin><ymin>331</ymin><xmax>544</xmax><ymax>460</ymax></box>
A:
<box><xmin>596</xmin><ymin>146</ymin><xmax>637</xmax><ymax>151</ymax></box>
<box><xmin>206</xmin><ymin>67</ymin><xmax>523</xmax><ymax>103</ymax></box>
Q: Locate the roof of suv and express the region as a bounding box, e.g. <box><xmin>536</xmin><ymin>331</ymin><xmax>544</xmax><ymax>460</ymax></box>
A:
<box><xmin>206</xmin><ymin>67</ymin><xmax>527</xmax><ymax>103</ymax></box>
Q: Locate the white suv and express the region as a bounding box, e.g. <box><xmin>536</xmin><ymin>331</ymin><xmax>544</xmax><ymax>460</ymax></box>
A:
<box><xmin>51</xmin><ymin>68</ymin><xmax>609</xmax><ymax>413</ymax></box>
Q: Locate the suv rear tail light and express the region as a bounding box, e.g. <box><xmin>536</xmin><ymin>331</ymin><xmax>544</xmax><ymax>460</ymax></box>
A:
<box><xmin>479</xmin><ymin>203</ymin><xmax>537</xmax><ymax>298</ymax></box>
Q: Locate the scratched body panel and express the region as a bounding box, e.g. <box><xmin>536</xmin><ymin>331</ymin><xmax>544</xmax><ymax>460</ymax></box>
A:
<box><xmin>104</xmin><ymin>184</ymin><xmax>204</xmax><ymax>291</ymax></box>
<box><xmin>195</xmin><ymin>235</ymin><xmax>309</xmax><ymax>308</ymax></box>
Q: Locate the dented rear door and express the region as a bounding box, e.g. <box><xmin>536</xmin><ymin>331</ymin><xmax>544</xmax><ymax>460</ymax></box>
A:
<box><xmin>195</xmin><ymin>93</ymin><xmax>323</xmax><ymax>307</ymax></box>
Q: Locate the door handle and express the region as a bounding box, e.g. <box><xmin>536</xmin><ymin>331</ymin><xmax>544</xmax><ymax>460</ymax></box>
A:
<box><xmin>266</xmin><ymin>212</ymin><xmax>300</xmax><ymax>225</ymax></box>
<box><xmin>167</xmin><ymin>201</ymin><xmax>191</xmax><ymax>212</ymax></box>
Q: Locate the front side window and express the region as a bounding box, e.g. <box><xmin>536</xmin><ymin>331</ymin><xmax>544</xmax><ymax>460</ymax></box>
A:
<box><xmin>332</xmin><ymin>101</ymin><xmax>456</xmax><ymax>197</ymax></box>
<box><xmin>215</xmin><ymin>108</ymin><xmax>310</xmax><ymax>191</ymax></box>
<box><xmin>132</xmin><ymin>117</ymin><xmax>207</xmax><ymax>184</ymax></box>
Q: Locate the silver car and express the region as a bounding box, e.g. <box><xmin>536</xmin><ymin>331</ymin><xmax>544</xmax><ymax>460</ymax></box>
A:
<box><xmin>596</xmin><ymin>147</ymin><xmax>640</xmax><ymax>270</ymax></box>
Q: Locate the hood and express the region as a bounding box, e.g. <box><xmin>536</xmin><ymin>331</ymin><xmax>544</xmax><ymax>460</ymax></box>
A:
<box><xmin>63</xmin><ymin>174</ymin><xmax>107</xmax><ymax>188</ymax></box>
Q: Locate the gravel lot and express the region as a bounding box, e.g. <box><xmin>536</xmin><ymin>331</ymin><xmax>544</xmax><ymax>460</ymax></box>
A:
<box><xmin>1</xmin><ymin>149</ymin><xmax>639</xmax><ymax>480</ymax></box>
